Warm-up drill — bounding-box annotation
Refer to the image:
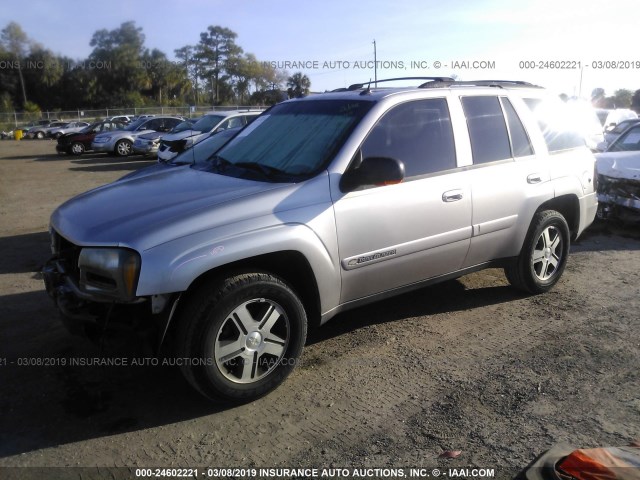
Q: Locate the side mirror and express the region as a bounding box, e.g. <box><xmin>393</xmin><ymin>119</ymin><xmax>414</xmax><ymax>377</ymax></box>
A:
<box><xmin>340</xmin><ymin>156</ymin><xmax>405</xmax><ymax>192</ymax></box>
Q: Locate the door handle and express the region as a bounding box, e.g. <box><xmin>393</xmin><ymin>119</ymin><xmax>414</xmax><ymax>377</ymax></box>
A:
<box><xmin>442</xmin><ymin>189</ymin><xmax>464</xmax><ymax>202</ymax></box>
<box><xmin>527</xmin><ymin>173</ymin><xmax>543</xmax><ymax>184</ymax></box>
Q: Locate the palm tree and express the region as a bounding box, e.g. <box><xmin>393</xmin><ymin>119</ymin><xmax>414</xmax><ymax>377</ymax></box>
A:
<box><xmin>286</xmin><ymin>72</ymin><xmax>311</xmax><ymax>98</ymax></box>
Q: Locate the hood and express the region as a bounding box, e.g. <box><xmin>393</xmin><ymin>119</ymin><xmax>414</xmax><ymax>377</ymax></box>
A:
<box><xmin>596</xmin><ymin>151</ymin><xmax>640</xmax><ymax>181</ymax></box>
<box><xmin>160</xmin><ymin>129</ymin><xmax>199</xmax><ymax>142</ymax></box>
<box><xmin>51</xmin><ymin>167</ymin><xmax>298</xmax><ymax>251</ymax></box>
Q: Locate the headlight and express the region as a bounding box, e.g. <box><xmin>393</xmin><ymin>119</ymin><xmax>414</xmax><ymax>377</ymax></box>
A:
<box><xmin>78</xmin><ymin>248</ymin><xmax>141</xmax><ymax>300</ymax></box>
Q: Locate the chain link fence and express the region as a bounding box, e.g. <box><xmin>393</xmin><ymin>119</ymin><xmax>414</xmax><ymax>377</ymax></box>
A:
<box><xmin>0</xmin><ymin>105</ymin><xmax>267</xmax><ymax>131</ymax></box>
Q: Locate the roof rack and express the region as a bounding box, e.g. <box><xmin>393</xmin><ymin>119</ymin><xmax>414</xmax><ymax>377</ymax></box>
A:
<box><xmin>419</xmin><ymin>79</ymin><xmax>541</xmax><ymax>89</ymax></box>
<box><xmin>347</xmin><ymin>76</ymin><xmax>456</xmax><ymax>91</ymax></box>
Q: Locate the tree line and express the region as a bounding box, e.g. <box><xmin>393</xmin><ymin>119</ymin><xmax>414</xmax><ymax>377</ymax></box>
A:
<box><xmin>0</xmin><ymin>21</ymin><xmax>312</xmax><ymax>112</ymax></box>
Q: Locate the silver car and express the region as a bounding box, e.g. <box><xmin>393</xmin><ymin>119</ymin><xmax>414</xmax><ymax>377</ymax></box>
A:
<box><xmin>48</xmin><ymin>121</ymin><xmax>90</xmax><ymax>139</ymax></box>
<box><xmin>44</xmin><ymin>78</ymin><xmax>597</xmax><ymax>403</ymax></box>
<box><xmin>157</xmin><ymin>110</ymin><xmax>261</xmax><ymax>162</ymax></box>
<box><xmin>92</xmin><ymin>116</ymin><xmax>183</xmax><ymax>156</ymax></box>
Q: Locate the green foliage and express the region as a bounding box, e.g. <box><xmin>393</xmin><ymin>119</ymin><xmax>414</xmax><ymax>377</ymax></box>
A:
<box><xmin>287</xmin><ymin>72</ymin><xmax>311</xmax><ymax>98</ymax></box>
<box><xmin>0</xmin><ymin>20</ymin><xmax>293</xmax><ymax>111</ymax></box>
<box><xmin>631</xmin><ymin>90</ymin><xmax>640</xmax><ymax>114</ymax></box>
<box><xmin>612</xmin><ymin>89</ymin><xmax>632</xmax><ymax>109</ymax></box>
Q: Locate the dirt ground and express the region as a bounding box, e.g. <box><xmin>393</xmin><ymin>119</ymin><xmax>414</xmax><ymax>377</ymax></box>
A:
<box><xmin>0</xmin><ymin>140</ymin><xmax>638</xmax><ymax>479</ymax></box>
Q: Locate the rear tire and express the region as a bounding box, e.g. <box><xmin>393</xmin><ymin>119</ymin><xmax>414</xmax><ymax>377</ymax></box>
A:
<box><xmin>176</xmin><ymin>273</ymin><xmax>307</xmax><ymax>403</ymax></box>
<box><xmin>505</xmin><ymin>210</ymin><xmax>570</xmax><ymax>294</ymax></box>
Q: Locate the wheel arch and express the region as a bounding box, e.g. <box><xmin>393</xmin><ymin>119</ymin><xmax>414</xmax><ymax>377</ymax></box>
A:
<box><xmin>161</xmin><ymin>250</ymin><xmax>322</xmax><ymax>348</ymax></box>
<box><xmin>537</xmin><ymin>194</ymin><xmax>580</xmax><ymax>240</ymax></box>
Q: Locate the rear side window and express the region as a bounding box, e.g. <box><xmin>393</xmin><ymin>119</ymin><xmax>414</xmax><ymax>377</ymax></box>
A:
<box><xmin>500</xmin><ymin>97</ymin><xmax>534</xmax><ymax>157</ymax></box>
<box><xmin>361</xmin><ymin>98</ymin><xmax>456</xmax><ymax>178</ymax></box>
<box><xmin>461</xmin><ymin>96</ymin><xmax>511</xmax><ymax>164</ymax></box>
<box><xmin>523</xmin><ymin>98</ymin><xmax>585</xmax><ymax>152</ymax></box>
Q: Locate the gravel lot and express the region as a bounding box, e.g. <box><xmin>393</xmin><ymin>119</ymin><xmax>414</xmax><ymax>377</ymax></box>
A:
<box><xmin>0</xmin><ymin>140</ymin><xmax>638</xmax><ymax>479</ymax></box>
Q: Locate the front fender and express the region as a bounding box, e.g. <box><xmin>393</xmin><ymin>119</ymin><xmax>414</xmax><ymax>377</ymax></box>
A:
<box><xmin>136</xmin><ymin>222</ymin><xmax>341</xmax><ymax>316</ymax></box>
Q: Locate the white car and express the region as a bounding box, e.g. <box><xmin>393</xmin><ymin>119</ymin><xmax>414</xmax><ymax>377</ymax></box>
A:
<box><xmin>596</xmin><ymin>150</ymin><xmax>640</xmax><ymax>222</ymax></box>
<box><xmin>157</xmin><ymin>110</ymin><xmax>262</xmax><ymax>161</ymax></box>
<box><xmin>603</xmin><ymin>109</ymin><xmax>638</xmax><ymax>132</ymax></box>
<box><xmin>599</xmin><ymin>118</ymin><xmax>640</xmax><ymax>150</ymax></box>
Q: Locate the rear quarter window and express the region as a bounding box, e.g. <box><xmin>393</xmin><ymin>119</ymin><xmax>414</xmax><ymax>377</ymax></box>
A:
<box><xmin>523</xmin><ymin>98</ymin><xmax>585</xmax><ymax>152</ymax></box>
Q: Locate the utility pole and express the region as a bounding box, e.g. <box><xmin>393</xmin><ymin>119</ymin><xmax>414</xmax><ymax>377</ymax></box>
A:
<box><xmin>373</xmin><ymin>39</ymin><xmax>377</xmax><ymax>87</ymax></box>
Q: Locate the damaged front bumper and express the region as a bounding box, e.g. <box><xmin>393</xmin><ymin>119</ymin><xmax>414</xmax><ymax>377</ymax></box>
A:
<box><xmin>597</xmin><ymin>174</ymin><xmax>640</xmax><ymax>222</ymax></box>
<box><xmin>42</xmin><ymin>256</ymin><xmax>179</xmax><ymax>350</ymax></box>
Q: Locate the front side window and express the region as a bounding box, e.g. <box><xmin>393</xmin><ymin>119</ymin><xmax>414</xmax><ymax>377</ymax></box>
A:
<box><xmin>361</xmin><ymin>98</ymin><xmax>456</xmax><ymax>178</ymax></box>
<box><xmin>461</xmin><ymin>96</ymin><xmax>512</xmax><ymax>164</ymax></box>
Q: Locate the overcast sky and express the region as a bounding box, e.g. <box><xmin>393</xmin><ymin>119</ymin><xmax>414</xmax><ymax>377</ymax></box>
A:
<box><xmin>5</xmin><ymin>0</ymin><xmax>638</xmax><ymax>97</ymax></box>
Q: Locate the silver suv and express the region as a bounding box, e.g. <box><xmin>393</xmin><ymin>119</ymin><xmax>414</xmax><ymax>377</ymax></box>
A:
<box><xmin>43</xmin><ymin>78</ymin><xmax>598</xmax><ymax>403</ymax></box>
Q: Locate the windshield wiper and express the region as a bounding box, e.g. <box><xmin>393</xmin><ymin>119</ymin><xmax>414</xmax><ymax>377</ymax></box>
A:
<box><xmin>234</xmin><ymin>161</ymin><xmax>287</xmax><ymax>179</ymax></box>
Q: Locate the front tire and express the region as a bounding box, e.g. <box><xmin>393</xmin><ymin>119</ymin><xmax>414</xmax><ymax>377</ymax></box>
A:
<box><xmin>35</xmin><ymin>131</ymin><xmax>45</xmax><ymax>139</ymax></box>
<box><xmin>115</xmin><ymin>139</ymin><xmax>132</xmax><ymax>156</ymax></box>
<box><xmin>505</xmin><ymin>210</ymin><xmax>570</xmax><ymax>294</ymax></box>
<box><xmin>176</xmin><ymin>273</ymin><xmax>307</xmax><ymax>403</ymax></box>
<box><xmin>69</xmin><ymin>142</ymin><xmax>85</xmax><ymax>155</ymax></box>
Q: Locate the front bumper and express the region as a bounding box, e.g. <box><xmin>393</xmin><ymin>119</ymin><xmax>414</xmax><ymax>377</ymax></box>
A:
<box><xmin>42</xmin><ymin>256</ymin><xmax>173</xmax><ymax>348</ymax></box>
<box><xmin>597</xmin><ymin>174</ymin><xmax>640</xmax><ymax>221</ymax></box>
<box><xmin>132</xmin><ymin>141</ymin><xmax>159</xmax><ymax>156</ymax></box>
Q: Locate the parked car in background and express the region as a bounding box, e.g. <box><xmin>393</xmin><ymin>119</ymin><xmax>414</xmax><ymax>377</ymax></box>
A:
<box><xmin>595</xmin><ymin>150</ymin><xmax>640</xmax><ymax>222</ymax></box>
<box><xmin>105</xmin><ymin>115</ymin><xmax>135</xmax><ymax>124</ymax></box>
<box><xmin>92</xmin><ymin>116</ymin><xmax>184</xmax><ymax>157</ymax></box>
<box><xmin>26</xmin><ymin>120</ymin><xmax>64</xmax><ymax>139</ymax></box>
<box><xmin>603</xmin><ymin>109</ymin><xmax>638</xmax><ymax>132</ymax></box>
<box><xmin>157</xmin><ymin>110</ymin><xmax>261</xmax><ymax>161</ymax></box>
<box><xmin>48</xmin><ymin>121</ymin><xmax>90</xmax><ymax>139</ymax></box>
<box><xmin>599</xmin><ymin>118</ymin><xmax>640</xmax><ymax>150</ymax></box>
<box><xmin>56</xmin><ymin>120</ymin><xmax>127</xmax><ymax>155</ymax></box>
<box><xmin>601</xmin><ymin>123</ymin><xmax>640</xmax><ymax>153</ymax></box>
<box><xmin>124</xmin><ymin>127</ymin><xmax>241</xmax><ymax>180</ymax></box>
<box><xmin>132</xmin><ymin>119</ymin><xmax>196</xmax><ymax>157</ymax></box>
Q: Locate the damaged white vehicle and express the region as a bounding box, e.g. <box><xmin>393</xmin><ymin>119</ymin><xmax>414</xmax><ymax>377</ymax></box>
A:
<box><xmin>596</xmin><ymin>151</ymin><xmax>640</xmax><ymax>222</ymax></box>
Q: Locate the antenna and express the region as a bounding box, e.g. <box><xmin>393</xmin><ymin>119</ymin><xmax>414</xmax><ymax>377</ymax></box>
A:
<box><xmin>372</xmin><ymin>40</ymin><xmax>377</xmax><ymax>88</ymax></box>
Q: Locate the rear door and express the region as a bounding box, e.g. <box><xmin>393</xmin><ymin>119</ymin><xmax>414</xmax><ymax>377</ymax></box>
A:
<box><xmin>459</xmin><ymin>95</ymin><xmax>553</xmax><ymax>267</ymax></box>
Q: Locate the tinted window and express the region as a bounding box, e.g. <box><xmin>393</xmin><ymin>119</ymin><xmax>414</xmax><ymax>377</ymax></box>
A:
<box><xmin>164</xmin><ymin>118</ymin><xmax>182</xmax><ymax>131</ymax></box>
<box><xmin>461</xmin><ymin>96</ymin><xmax>511</xmax><ymax>164</ymax></box>
<box><xmin>608</xmin><ymin>125</ymin><xmax>640</xmax><ymax>152</ymax></box>
<box><xmin>361</xmin><ymin>98</ymin><xmax>456</xmax><ymax>178</ymax></box>
<box><xmin>523</xmin><ymin>98</ymin><xmax>585</xmax><ymax>152</ymax></box>
<box><xmin>501</xmin><ymin>97</ymin><xmax>534</xmax><ymax>157</ymax></box>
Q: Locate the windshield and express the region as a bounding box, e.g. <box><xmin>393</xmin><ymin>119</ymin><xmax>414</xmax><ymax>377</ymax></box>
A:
<box><xmin>211</xmin><ymin>100</ymin><xmax>373</xmax><ymax>181</ymax></box>
<box><xmin>192</xmin><ymin>114</ymin><xmax>226</xmax><ymax>133</ymax></box>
